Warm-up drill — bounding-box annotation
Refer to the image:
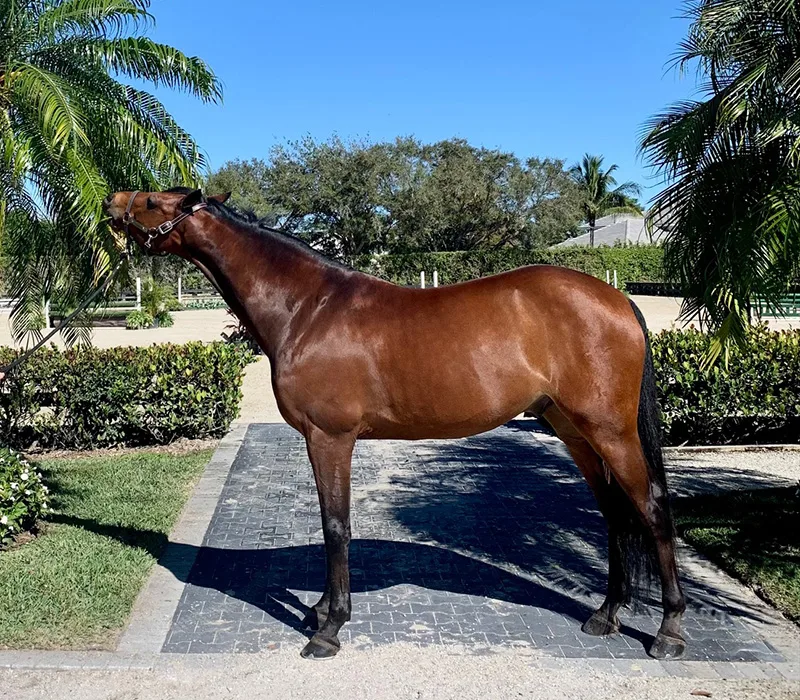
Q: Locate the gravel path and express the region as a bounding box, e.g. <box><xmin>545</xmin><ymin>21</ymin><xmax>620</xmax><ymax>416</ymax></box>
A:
<box><xmin>2</xmin><ymin>647</ymin><xmax>799</xmax><ymax>700</ymax></box>
<box><xmin>666</xmin><ymin>449</ymin><xmax>800</xmax><ymax>497</ymax></box>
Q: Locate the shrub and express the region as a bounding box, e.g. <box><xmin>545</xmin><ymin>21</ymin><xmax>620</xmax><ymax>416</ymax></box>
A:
<box><xmin>354</xmin><ymin>245</ymin><xmax>664</xmax><ymax>287</ymax></box>
<box><xmin>0</xmin><ymin>448</ymin><xmax>50</xmax><ymax>546</ymax></box>
<box><xmin>184</xmin><ymin>298</ymin><xmax>228</xmax><ymax>310</ymax></box>
<box><xmin>154</xmin><ymin>310</ymin><xmax>174</xmax><ymax>328</ymax></box>
<box><xmin>0</xmin><ymin>342</ymin><xmax>253</xmax><ymax>450</ymax></box>
<box><xmin>126</xmin><ymin>310</ymin><xmax>153</xmax><ymax>330</ymax></box>
<box><xmin>652</xmin><ymin>326</ymin><xmax>800</xmax><ymax>445</ymax></box>
<box><xmin>221</xmin><ymin>310</ymin><xmax>262</xmax><ymax>354</ymax></box>
<box><xmin>141</xmin><ymin>278</ymin><xmax>179</xmax><ymax>319</ymax></box>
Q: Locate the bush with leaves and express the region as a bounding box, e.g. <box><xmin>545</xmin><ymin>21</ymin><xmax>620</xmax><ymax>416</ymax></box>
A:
<box><xmin>184</xmin><ymin>298</ymin><xmax>228</xmax><ymax>310</ymax></box>
<box><xmin>356</xmin><ymin>245</ymin><xmax>664</xmax><ymax>287</ymax></box>
<box><xmin>652</xmin><ymin>326</ymin><xmax>800</xmax><ymax>445</ymax></box>
<box><xmin>221</xmin><ymin>310</ymin><xmax>262</xmax><ymax>355</ymax></box>
<box><xmin>125</xmin><ymin>310</ymin><xmax>154</xmax><ymax>330</ymax></box>
<box><xmin>0</xmin><ymin>342</ymin><xmax>253</xmax><ymax>450</ymax></box>
<box><xmin>0</xmin><ymin>448</ymin><xmax>50</xmax><ymax>547</ymax></box>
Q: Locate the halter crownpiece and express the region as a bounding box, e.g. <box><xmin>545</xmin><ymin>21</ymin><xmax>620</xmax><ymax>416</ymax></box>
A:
<box><xmin>122</xmin><ymin>190</ymin><xmax>208</xmax><ymax>248</ymax></box>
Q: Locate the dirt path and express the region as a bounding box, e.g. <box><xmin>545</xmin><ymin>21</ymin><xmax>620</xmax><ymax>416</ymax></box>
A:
<box><xmin>2</xmin><ymin>647</ymin><xmax>798</xmax><ymax>700</ymax></box>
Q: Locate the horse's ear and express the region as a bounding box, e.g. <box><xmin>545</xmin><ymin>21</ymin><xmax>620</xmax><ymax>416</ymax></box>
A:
<box><xmin>207</xmin><ymin>192</ymin><xmax>232</xmax><ymax>204</ymax></box>
<box><xmin>180</xmin><ymin>189</ymin><xmax>204</xmax><ymax>209</ymax></box>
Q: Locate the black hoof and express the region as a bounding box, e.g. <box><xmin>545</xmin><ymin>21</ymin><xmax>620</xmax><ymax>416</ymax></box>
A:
<box><xmin>581</xmin><ymin>611</ymin><xmax>620</xmax><ymax>636</ymax></box>
<box><xmin>300</xmin><ymin>634</ymin><xmax>340</xmax><ymax>659</ymax></box>
<box><xmin>648</xmin><ymin>632</ymin><xmax>687</xmax><ymax>660</ymax></box>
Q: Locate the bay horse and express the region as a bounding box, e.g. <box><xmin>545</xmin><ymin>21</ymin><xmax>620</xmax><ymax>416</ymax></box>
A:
<box><xmin>104</xmin><ymin>188</ymin><xmax>686</xmax><ymax>660</ymax></box>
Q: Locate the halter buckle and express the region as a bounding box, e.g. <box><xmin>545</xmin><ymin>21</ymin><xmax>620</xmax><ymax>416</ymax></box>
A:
<box><xmin>156</xmin><ymin>220</ymin><xmax>174</xmax><ymax>235</ymax></box>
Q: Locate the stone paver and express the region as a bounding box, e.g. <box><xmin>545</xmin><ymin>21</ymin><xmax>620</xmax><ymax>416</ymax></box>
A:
<box><xmin>163</xmin><ymin>422</ymin><xmax>789</xmax><ymax>662</ymax></box>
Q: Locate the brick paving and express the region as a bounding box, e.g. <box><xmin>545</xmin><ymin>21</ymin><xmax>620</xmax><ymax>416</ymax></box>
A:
<box><xmin>163</xmin><ymin>423</ymin><xmax>785</xmax><ymax>661</ymax></box>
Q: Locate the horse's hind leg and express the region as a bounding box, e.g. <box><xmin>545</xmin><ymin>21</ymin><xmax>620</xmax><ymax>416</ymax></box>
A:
<box><xmin>600</xmin><ymin>437</ymin><xmax>686</xmax><ymax>658</ymax></box>
<box><xmin>580</xmin><ymin>421</ymin><xmax>686</xmax><ymax>659</ymax></box>
<box><xmin>543</xmin><ymin>401</ymin><xmax>686</xmax><ymax>658</ymax></box>
<box><xmin>300</xmin><ymin>427</ymin><xmax>356</xmax><ymax>659</ymax></box>
<box><xmin>542</xmin><ymin>406</ymin><xmax>627</xmax><ymax>636</ymax></box>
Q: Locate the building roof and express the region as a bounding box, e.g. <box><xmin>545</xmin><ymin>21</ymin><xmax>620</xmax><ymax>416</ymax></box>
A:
<box><xmin>555</xmin><ymin>216</ymin><xmax>665</xmax><ymax>248</ymax></box>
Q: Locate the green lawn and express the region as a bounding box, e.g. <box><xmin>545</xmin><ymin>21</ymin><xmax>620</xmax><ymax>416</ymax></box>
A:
<box><xmin>674</xmin><ymin>486</ymin><xmax>800</xmax><ymax>623</ymax></box>
<box><xmin>0</xmin><ymin>448</ymin><xmax>212</xmax><ymax>649</ymax></box>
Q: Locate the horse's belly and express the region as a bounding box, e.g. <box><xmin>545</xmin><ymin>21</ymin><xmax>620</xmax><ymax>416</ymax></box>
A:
<box><xmin>361</xmin><ymin>364</ymin><xmax>545</xmax><ymax>440</ymax></box>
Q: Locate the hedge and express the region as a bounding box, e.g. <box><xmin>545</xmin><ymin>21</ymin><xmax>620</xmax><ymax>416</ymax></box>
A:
<box><xmin>355</xmin><ymin>245</ymin><xmax>664</xmax><ymax>287</ymax></box>
<box><xmin>0</xmin><ymin>342</ymin><xmax>252</xmax><ymax>451</ymax></box>
<box><xmin>652</xmin><ymin>326</ymin><xmax>800</xmax><ymax>446</ymax></box>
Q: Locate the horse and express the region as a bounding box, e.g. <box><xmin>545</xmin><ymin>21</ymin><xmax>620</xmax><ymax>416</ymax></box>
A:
<box><xmin>103</xmin><ymin>187</ymin><xmax>687</xmax><ymax>660</ymax></box>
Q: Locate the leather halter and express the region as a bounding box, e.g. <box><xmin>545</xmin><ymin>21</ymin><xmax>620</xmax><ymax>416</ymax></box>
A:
<box><xmin>122</xmin><ymin>190</ymin><xmax>208</xmax><ymax>248</ymax></box>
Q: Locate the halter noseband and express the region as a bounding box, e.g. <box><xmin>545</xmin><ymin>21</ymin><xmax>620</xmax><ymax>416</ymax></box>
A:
<box><xmin>122</xmin><ymin>190</ymin><xmax>208</xmax><ymax>248</ymax></box>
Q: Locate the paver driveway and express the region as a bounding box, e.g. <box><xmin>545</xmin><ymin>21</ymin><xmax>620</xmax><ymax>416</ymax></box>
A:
<box><xmin>163</xmin><ymin>423</ymin><xmax>784</xmax><ymax>662</ymax></box>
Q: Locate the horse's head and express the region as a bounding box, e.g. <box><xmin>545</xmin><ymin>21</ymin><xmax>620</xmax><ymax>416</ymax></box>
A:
<box><xmin>103</xmin><ymin>188</ymin><xmax>230</xmax><ymax>255</ymax></box>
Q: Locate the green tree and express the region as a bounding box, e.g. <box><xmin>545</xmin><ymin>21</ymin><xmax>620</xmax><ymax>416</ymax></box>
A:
<box><xmin>0</xmin><ymin>0</ymin><xmax>220</xmax><ymax>342</ymax></box>
<box><xmin>641</xmin><ymin>0</ymin><xmax>800</xmax><ymax>361</ymax></box>
<box><xmin>265</xmin><ymin>135</ymin><xmax>396</xmax><ymax>262</ymax></box>
<box><xmin>387</xmin><ymin>139</ymin><xmax>582</xmax><ymax>252</ymax></box>
<box><xmin>213</xmin><ymin>136</ymin><xmax>583</xmax><ymax>260</ymax></box>
<box><xmin>569</xmin><ymin>154</ymin><xmax>643</xmax><ymax>247</ymax></box>
<box><xmin>205</xmin><ymin>158</ymin><xmax>276</xmax><ymax>222</ymax></box>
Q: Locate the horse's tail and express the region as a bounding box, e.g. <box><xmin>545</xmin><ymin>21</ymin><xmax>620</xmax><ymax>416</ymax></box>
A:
<box><xmin>610</xmin><ymin>299</ymin><xmax>669</xmax><ymax>604</ymax></box>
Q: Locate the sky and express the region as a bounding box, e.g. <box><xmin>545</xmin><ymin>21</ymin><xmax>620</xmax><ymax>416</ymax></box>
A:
<box><xmin>143</xmin><ymin>1</ymin><xmax>697</xmax><ymax>201</ymax></box>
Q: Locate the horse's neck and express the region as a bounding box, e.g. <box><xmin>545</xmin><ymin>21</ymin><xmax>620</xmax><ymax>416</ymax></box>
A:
<box><xmin>183</xmin><ymin>217</ymin><xmax>333</xmax><ymax>359</ymax></box>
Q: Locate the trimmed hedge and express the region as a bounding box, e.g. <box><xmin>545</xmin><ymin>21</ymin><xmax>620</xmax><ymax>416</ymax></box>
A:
<box><xmin>0</xmin><ymin>342</ymin><xmax>252</xmax><ymax>451</ymax></box>
<box><xmin>355</xmin><ymin>245</ymin><xmax>664</xmax><ymax>286</ymax></box>
<box><xmin>652</xmin><ymin>327</ymin><xmax>800</xmax><ymax>446</ymax></box>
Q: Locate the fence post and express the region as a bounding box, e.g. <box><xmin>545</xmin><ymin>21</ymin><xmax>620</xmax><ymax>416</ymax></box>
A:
<box><xmin>606</xmin><ymin>270</ymin><xmax>610</xmax><ymax>285</ymax></box>
<box><xmin>136</xmin><ymin>277</ymin><xmax>142</xmax><ymax>311</ymax></box>
<box><xmin>613</xmin><ymin>270</ymin><xmax>618</xmax><ymax>289</ymax></box>
<box><xmin>420</xmin><ymin>271</ymin><xmax>426</xmax><ymax>289</ymax></box>
<box><xmin>177</xmin><ymin>275</ymin><xmax>182</xmax><ymax>305</ymax></box>
<box><xmin>433</xmin><ymin>270</ymin><xmax>438</xmax><ymax>288</ymax></box>
<box><xmin>44</xmin><ymin>299</ymin><xmax>51</xmax><ymax>329</ymax></box>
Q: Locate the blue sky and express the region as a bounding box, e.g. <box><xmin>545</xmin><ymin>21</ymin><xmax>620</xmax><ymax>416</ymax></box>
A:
<box><xmin>145</xmin><ymin>1</ymin><xmax>696</xmax><ymax>200</ymax></box>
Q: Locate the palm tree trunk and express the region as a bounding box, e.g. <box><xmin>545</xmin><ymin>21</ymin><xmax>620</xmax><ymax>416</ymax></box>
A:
<box><xmin>590</xmin><ymin>223</ymin><xmax>595</xmax><ymax>247</ymax></box>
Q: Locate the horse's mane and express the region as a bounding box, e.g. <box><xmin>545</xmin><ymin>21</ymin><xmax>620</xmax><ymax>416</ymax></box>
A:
<box><xmin>165</xmin><ymin>187</ymin><xmax>348</xmax><ymax>270</ymax></box>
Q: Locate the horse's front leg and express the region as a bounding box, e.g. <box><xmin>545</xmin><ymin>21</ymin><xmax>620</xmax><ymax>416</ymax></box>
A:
<box><xmin>300</xmin><ymin>427</ymin><xmax>356</xmax><ymax>659</ymax></box>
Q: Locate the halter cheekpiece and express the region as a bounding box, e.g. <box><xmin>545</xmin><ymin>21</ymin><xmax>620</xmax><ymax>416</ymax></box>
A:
<box><xmin>122</xmin><ymin>190</ymin><xmax>208</xmax><ymax>248</ymax></box>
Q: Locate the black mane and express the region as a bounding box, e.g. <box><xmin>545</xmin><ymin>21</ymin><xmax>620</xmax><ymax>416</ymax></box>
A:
<box><xmin>165</xmin><ymin>187</ymin><xmax>347</xmax><ymax>269</ymax></box>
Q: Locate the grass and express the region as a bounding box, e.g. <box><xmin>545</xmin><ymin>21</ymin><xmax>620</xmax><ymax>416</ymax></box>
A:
<box><xmin>674</xmin><ymin>486</ymin><xmax>800</xmax><ymax>623</ymax></box>
<box><xmin>0</xmin><ymin>448</ymin><xmax>212</xmax><ymax>649</ymax></box>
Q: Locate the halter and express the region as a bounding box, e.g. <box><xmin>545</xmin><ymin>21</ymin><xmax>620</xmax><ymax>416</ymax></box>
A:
<box><xmin>122</xmin><ymin>190</ymin><xmax>208</xmax><ymax>248</ymax></box>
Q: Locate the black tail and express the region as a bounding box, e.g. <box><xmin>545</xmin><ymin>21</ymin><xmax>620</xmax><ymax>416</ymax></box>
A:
<box><xmin>609</xmin><ymin>300</ymin><xmax>670</xmax><ymax>605</ymax></box>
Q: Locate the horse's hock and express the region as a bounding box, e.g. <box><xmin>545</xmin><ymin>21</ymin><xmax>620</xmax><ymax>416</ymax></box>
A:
<box><xmin>162</xmin><ymin>423</ymin><xmax>785</xmax><ymax>662</ymax></box>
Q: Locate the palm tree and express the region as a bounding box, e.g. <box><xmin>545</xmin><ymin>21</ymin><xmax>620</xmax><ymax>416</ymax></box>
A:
<box><xmin>569</xmin><ymin>154</ymin><xmax>643</xmax><ymax>247</ymax></box>
<box><xmin>640</xmin><ymin>0</ymin><xmax>800</xmax><ymax>362</ymax></box>
<box><xmin>0</xmin><ymin>0</ymin><xmax>221</xmax><ymax>343</ymax></box>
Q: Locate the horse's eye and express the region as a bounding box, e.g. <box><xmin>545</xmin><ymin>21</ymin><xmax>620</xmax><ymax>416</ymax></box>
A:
<box><xmin>146</xmin><ymin>197</ymin><xmax>157</xmax><ymax>210</ymax></box>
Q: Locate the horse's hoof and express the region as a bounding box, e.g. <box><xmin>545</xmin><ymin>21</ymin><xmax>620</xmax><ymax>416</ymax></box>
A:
<box><xmin>581</xmin><ymin>611</ymin><xmax>620</xmax><ymax>636</ymax></box>
<box><xmin>300</xmin><ymin>634</ymin><xmax>340</xmax><ymax>659</ymax></box>
<box><xmin>648</xmin><ymin>632</ymin><xmax>686</xmax><ymax>660</ymax></box>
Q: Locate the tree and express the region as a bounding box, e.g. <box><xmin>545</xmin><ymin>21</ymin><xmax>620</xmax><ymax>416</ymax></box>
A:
<box><xmin>264</xmin><ymin>136</ymin><xmax>396</xmax><ymax>261</ymax></box>
<box><xmin>205</xmin><ymin>158</ymin><xmax>276</xmax><ymax>222</ymax></box>
<box><xmin>641</xmin><ymin>0</ymin><xmax>800</xmax><ymax>361</ymax></box>
<box><xmin>209</xmin><ymin>136</ymin><xmax>583</xmax><ymax>261</ymax></box>
<box><xmin>569</xmin><ymin>154</ymin><xmax>643</xmax><ymax>247</ymax></box>
<box><xmin>0</xmin><ymin>0</ymin><xmax>220</xmax><ymax>342</ymax></box>
<box><xmin>386</xmin><ymin>139</ymin><xmax>583</xmax><ymax>252</ymax></box>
